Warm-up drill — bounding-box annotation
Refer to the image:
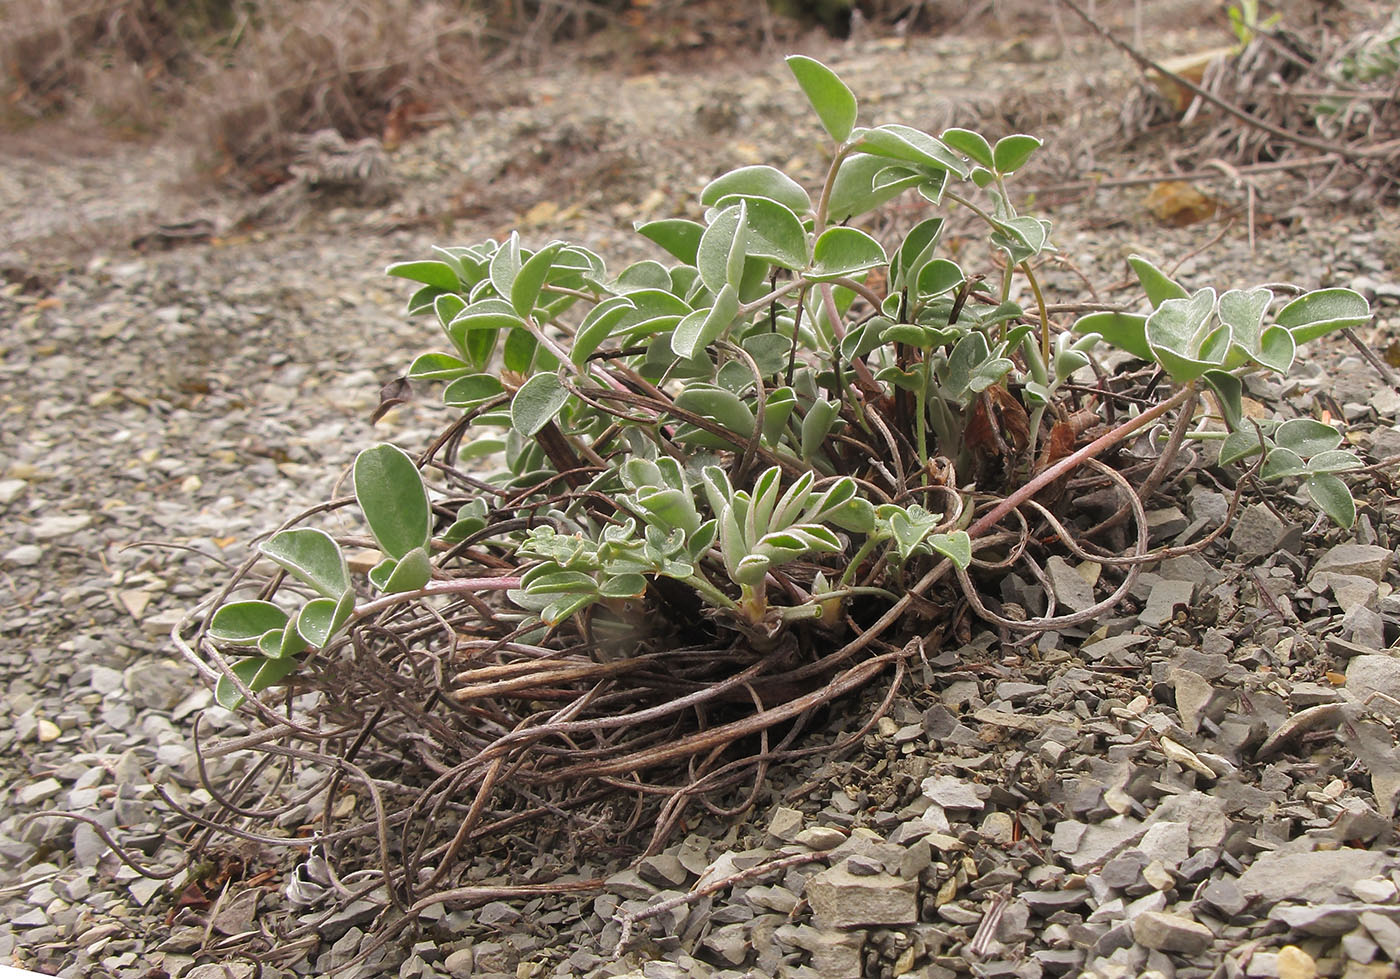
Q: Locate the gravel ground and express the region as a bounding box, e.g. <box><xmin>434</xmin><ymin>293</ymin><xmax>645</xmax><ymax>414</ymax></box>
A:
<box><xmin>3</xmin><ymin>9</ymin><xmax>1400</xmax><ymax>979</ymax></box>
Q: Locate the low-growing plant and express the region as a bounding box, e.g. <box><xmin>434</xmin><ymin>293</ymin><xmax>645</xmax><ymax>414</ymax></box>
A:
<box><xmin>183</xmin><ymin>55</ymin><xmax>1369</xmax><ymax>948</ymax></box>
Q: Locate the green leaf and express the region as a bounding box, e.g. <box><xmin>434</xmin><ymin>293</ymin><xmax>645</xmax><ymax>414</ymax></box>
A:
<box><xmin>892</xmin><ymin>217</ymin><xmax>944</xmax><ymax>292</ymax></box>
<box><xmin>800</xmin><ymin>398</ymin><xmax>841</xmax><ymax>462</ymax></box>
<box><xmin>599</xmin><ymin>573</ymin><xmax>647</xmax><ymax>600</ymax></box>
<box><xmin>442</xmin><ymin>373</ymin><xmax>506</xmax><ymax>409</ymax></box>
<box><xmin>1274</xmin><ymin>418</ymin><xmax>1343</xmax><ymax>457</ymax></box>
<box><xmin>761</xmin><ymin>387</ymin><xmax>798</xmax><ymax>446</ymax></box>
<box><xmin>1307</xmin><ymin>448</ymin><xmax>1362</xmax><ymax>473</ymax></box>
<box><xmin>992</xmin><ymin>134</ymin><xmax>1042</xmax><ymax>174</ymax></box>
<box><xmin>1276</xmin><ymin>288</ymin><xmax>1370</xmax><ymax>344</ymax></box>
<box><xmin>739</xmin><ymin>197</ymin><xmax>809</xmax><ymax>270</ymax></box>
<box><xmin>1261</xmin><ymin>447</ymin><xmax>1308</xmax><ymax>481</ymax></box>
<box><xmin>1219</xmin><ymin>429</ymin><xmax>1267</xmax><ymax>466</ymax></box>
<box><xmin>1073</xmin><ymin>311</ymin><xmax>1150</xmax><ymax>361</ymax></box>
<box><xmin>1306</xmin><ymin>473</ymin><xmax>1355</xmax><ymax>528</ymax></box>
<box><xmin>1256</xmin><ymin>326</ymin><xmax>1296</xmax><ymax>374</ymax></box>
<box><xmin>617</xmin><ymin>260</ymin><xmax>673</xmax><ymax>292</ymax></box>
<box><xmin>808</xmin><ymin>227</ymin><xmax>886</xmax><ymax>281</ymax></box>
<box><xmin>407</xmin><ymin>285</ymin><xmax>444</xmax><ymax>317</ymax></box>
<box><xmin>856</xmin><ymin>125</ymin><xmax>969</xmax><ymax>179</ymax></box>
<box><xmin>260</xmin><ymin>528</ymin><xmax>350</xmax><ymax>600</ymax></box>
<box><xmin>382</xmin><ymin>546</ymin><xmax>432</xmax><ymax>593</ymax></box>
<box><xmin>259</xmin><ymin>619</ymin><xmax>307</xmax><ymax>660</ymax></box>
<box><xmin>408</xmin><ymin>352</ymin><xmax>471</xmax><ymax>381</ymax></box>
<box><xmin>733</xmin><ymin>553</ymin><xmax>771</xmax><ymax>588</ymax></box>
<box><xmin>489</xmin><ymin>232</ymin><xmax>522</xmax><ymax>299</ymax></box>
<box><xmin>209</xmin><ymin>601</ymin><xmax>289</xmax><ymax>644</ymax></box>
<box><xmin>354</xmin><ymin>443</ymin><xmax>431</xmax><ymax>560</ymax></box>
<box><xmin>701</xmin><ymin>165</ymin><xmax>812</xmax><ymax>215</ymax></box>
<box><xmin>296</xmin><ymin>590</ymin><xmax>354</xmax><ymax>647</ymax></box>
<box><xmin>511</xmin><ymin>240</ymin><xmax>564</xmax><ymax>317</ymax></box>
<box><xmin>939</xmin><ymin>128</ymin><xmax>993</xmax><ymax>169</ymax></box>
<box><xmin>511</xmin><ymin>373</ymin><xmax>569</xmax><ymax>437</ymax></box>
<box><xmin>916</xmin><ymin>258</ymin><xmax>963</xmax><ymax>301</ymax></box>
<box><xmin>503</xmin><ymin>328</ymin><xmax>539</xmax><ymax>374</ymax></box>
<box><xmin>674</xmin><ymin>380</ymin><xmax>756</xmax><ymax>438</ymax></box>
<box><xmin>1127</xmin><ymin>254</ymin><xmax>1189</xmax><ymax>308</ymax></box>
<box><xmin>929</xmin><ymin>531</ymin><xmax>972</xmax><ymax>569</ymax></box>
<box><xmin>636</xmin><ymin>219</ymin><xmax>705</xmax><ymax>265</ymax></box>
<box><xmin>387</xmin><ymin>260</ymin><xmax>460</xmax><ymax>291</ymax></box>
<box><xmin>215</xmin><ymin>656</ymin><xmax>300</xmax><ymax>710</ymax></box>
<box><xmin>697</xmin><ymin>203</ymin><xmax>747</xmax><ymax>295</ymax></box>
<box><xmin>1146</xmin><ymin>288</ymin><xmax>1224</xmax><ymax>382</ymax></box>
<box><xmin>1202</xmin><ymin>370</ymin><xmax>1244</xmax><ymax>431</ymax></box>
<box><xmin>786</xmin><ymin>55</ymin><xmax>858</xmax><ymax>143</ymax></box>
<box><xmin>826</xmin><ymin>155</ymin><xmax>923</xmax><ymax>223</ymax></box>
<box><xmin>571</xmin><ymin>295</ymin><xmax>637</xmax><ymax>365</ymax></box>
<box><xmin>672</xmin><ymin>282</ymin><xmax>740</xmax><ymax>360</ymax></box>
<box><xmin>742</xmin><ymin>332</ymin><xmax>794</xmax><ymax>375</ymax></box>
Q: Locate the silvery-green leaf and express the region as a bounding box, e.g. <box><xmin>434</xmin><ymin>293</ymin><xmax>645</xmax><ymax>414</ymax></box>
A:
<box><xmin>511</xmin><ymin>373</ymin><xmax>569</xmax><ymax>437</ymax></box>
<box><xmin>381</xmin><ymin>546</ymin><xmax>432</xmax><ymax>593</ymax></box>
<box><xmin>502</xmin><ymin>328</ymin><xmax>538</xmax><ymax>374</ymax></box>
<box><xmin>826</xmin><ymin>155</ymin><xmax>923</xmax><ymax>223</ymax></box>
<box><xmin>929</xmin><ymin>530</ymin><xmax>972</xmax><ymax>569</ymax></box>
<box><xmin>733</xmin><ymin>553</ymin><xmax>772</xmax><ymax>588</ymax></box>
<box><xmin>1219</xmin><ymin>429</ymin><xmax>1267</xmax><ymax>466</ymax></box>
<box><xmin>697</xmin><ymin>204</ymin><xmax>747</xmax><ymax>295</ymax></box>
<box><xmin>1218</xmin><ymin>286</ymin><xmax>1272</xmax><ymax>361</ymax></box>
<box><xmin>1127</xmin><ymin>254</ymin><xmax>1188</xmax><ymax>308</ymax></box>
<box><xmin>1261</xmin><ymin>447</ymin><xmax>1307</xmax><ymax>481</ymax></box>
<box><xmin>260</xmin><ymin>528</ymin><xmax>350</xmax><ymax>600</ymax></box>
<box><xmin>1145</xmin><ymin>288</ymin><xmax>1222</xmax><ymax>382</ymax></box>
<box><xmin>488</xmin><ymin>231</ymin><xmax>522</xmax><ymax>299</ymax></box>
<box><xmin>786</xmin><ymin>55</ymin><xmax>858</xmax><ymax>143</ymax></box>
<box><xmin>617</xmin><ymin>260</ymin><xmax>673</xmax><ymax>292</ymax></box>
<box><xmin>296</xmin><ymin>590</ymin><xmax>354</xmax><ymax>647</ymax></box>
<box><xmin>672</xmin><ymin>282</ymin><xmax>740</xmax><ymax>360</ymax></box>
<box><xmin>259</xmin><ymin>619</ymin><xmax>307</xmax><ymax>660</ymax></box>
<box><xmin>737</xmin><ymin>197</ymin><xmax>808</xmax><ymax>270</ymax></box>
<box><xmin>387</xmin><ymin>260</ymin><xmax>459</xmax><ymax>291</ymax></box>
<box><xmin>1306</xmin><ymin>473</ymin><xmax>1355</xmax><ymax>528</ymax></box>
<box><xmin>808</xmin><ymin>227</ymin><xmax>886</xmax><ymax>281</ymax></box>
<box><xmin>800</xmin><ymin>398</ymin><xmax>842</xmax><ymax>462</ymax></box>
<box><xmin>673</xmin><ymin>380</ymin><xmax>755</xmax><ymax>439</ymax></box>
<box><xmin>916</xmin><ymin>258</ymin><xmax>963</xmax><ymax>301</ymax></box>
<box><xmin>599</xmin><ymin>573</ymin><xmax>647</xmax><ymax>600</ymax></box>
<box><xmin>408</xmin><ymin>352</ymin><xmax>471</xmax><ymax>381</ymax></box>
<box><xmin>1274</xmin><ymin>418</ymin><xmax>1343</xmax><ymax>457</ymax></box>
<box><xmin>636</xmin><ymin>218</ymin><xmax>705</xmax><ymax>265</ymax></box>
<box><xmin>215</xmin><ymin>656</ymin><xmax>299</xmax><ymax>710</ymax></box>
<box><xmin>939</xmin><ymin>127</ymin><xmax>993</xmax><ymax>168</ymax></box>
<box><xmin>1276</xmin><ymin>288</ymin><xmax>1370</xmax><ymax>344</ymax></box>
<box><xmin>1073</xmin><ymin>311</ymin><xmax>1150</xmax><ymax>361</ymax></box>
<box><xmin>511</xmin><ymin>241</ymin><xmax>564</xmax><ymax>317</ymax></box>
<box><xmin>442</xmin><ymin>373</ymin><xmax>505</xmax><ymax>409</ymax></box>
<box><xmin>992</xmin><ymin>133</ymin><xmax>1041</xmax><ymax>174</ymax></box>
<box><xmin>893</xmin><ymin>217</ymin><xmax>944</xmax><ymax>292</ymax></box>
<box><xmin>354</xmin><ymin>443</ymin><xmax>430</xmax><ymax>560</ymax></box>
<box><xmin>700</xmin><ymin>165</ymin><xmax>812</xmax><ymax>215</ymax></box>
<box><xmin>209</xmin><ymin>601</ymin><xmax>289</xmax><ymax>644</ymax></box>
<box><xmin>571</xmin><ymin>295</ymin><xmax>636</xmax><ymax>365</ymax></box>
<box><xmin>762</xmin><ymin>387</ymin><xmax>797</xmax><ymax>446</ymax></box>
<box><xmin>742</xmin><ymin>332</ymin><xmax>793</xmax><ymax>376</ymax></box>
<box><xmin>1306</xmin><ymin>448</ymin><xmax>1361</xmax><ymax>473</ymax></box>
<box><xmin>856</xmin><ymin>124</ymin><xmax>969</xmax><ymax>179</ymax></box>
<box><xmin>1202</xmin><ymin>370</ymin><xmax>1244</xmax><ymax>431</ymax></box>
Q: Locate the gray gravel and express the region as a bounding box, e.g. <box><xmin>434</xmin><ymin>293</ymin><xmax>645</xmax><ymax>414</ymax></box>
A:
<box><xmin>4</xmin><ymin>10</ymin><xmax>1400</xmax><ymax>979</ymax></box>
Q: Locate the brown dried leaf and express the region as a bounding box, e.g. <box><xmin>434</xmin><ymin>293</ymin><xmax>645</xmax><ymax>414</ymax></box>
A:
<box><xmin>1145</xmin><ymin>181</ymin><xmax>1217</xmax><ymax>226</ymax></box>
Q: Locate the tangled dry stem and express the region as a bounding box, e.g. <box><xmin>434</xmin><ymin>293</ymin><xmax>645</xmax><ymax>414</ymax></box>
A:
<box><xmin>146</xmin><ymin>355</ymin><xmax>1253</xmax><ymax>967</ymax></box>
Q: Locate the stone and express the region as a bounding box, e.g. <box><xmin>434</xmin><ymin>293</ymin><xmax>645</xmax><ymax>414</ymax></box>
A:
<box><xmin>1170</xmin><ymin>668</ymin><xmax>1214</xmax><ymax>735</ymax></box>
<box><xmin>1200</xmin><ymin>878</ymin><xmax>1246</xmax><ymax>917</ymax></box>
<box><xmin>1361</xmin><ymin>910</ymin><xmax>1400</xmax><ymax>960</ymax></box>
<box><xmin>31</xmin><ymin>514</ymin><xmax>93</xmax><ymax>540</ymax></box>
<box><xmin>637</xmin><ymin>853</ymin><xmax>689</xmax><ymax>889</ymax></box>
<box><xmin>1231</xmin><ymin>505</ymin><xmax>1287</xmax><ymax>561</ymax></box>
<box><xmin>17</xmin><ymin>778</ymin><xmax>62</xmax><ymax>805</ymax></box>
<box><xmin>1139</xmin><ymin>579</ymin><xmax>1195</xmax><ymax>628</ymax></box>
<box><xmin>920</xmin><ymin>775</ymin><xmax>988</xmax><ymax>810</ymax></box>
<box><xmin>3</xmin><ymin>544</ymin><xmax>42</xmax><ymax>567</ymax></box>
<box><xmin>1237</xmin><ymin>849</ymin><xmax>1395</xmax><ymax>907</ymax></box>
<box><xmin>767</xmin><ymin>806</ymin><xmax>804</xmax><ymax>844</ymax></box>
<box><xmin>1276</xmin><ymin>945</ymin><xmax>1317</xmax><ymax>979</ymax></box>
<box><xmin>0</xmin><ymin>478</ymin><xmax>26</xmax><ymax>504</ymax></box>
<box><xmin>804</xmin><ymin>865</ymin><xmax>917</xmax><ymax>928</ymax></box>
<box><xmin>1131</xmin><ymin>911</ymin><xmax>1213</xmax><ymax>955</ymax></box>
<box><xmin>1270</xmin><ymin>904</ymin><xmax>1364</xmax><ymax>935</ymax></box>
<box><xmin>1346</xmin><ymin>656</ymin><xmax>1400</xmax><ymax>718</ymax></box>
<box><xmin>796</xmin><ymin>827</ymin><xmax>846</xmax><ymax>851</ymax></box>
<box><xmin>1351</xmin><ymin>878</ymin><xmax>1398</xmax><ymax>904</ymax></box>
<box><xmin>1310</xmin><ymin>544</ymin><xmax>1393</xmax><ymax>584</ymax></box>
<box><xmin>1137</xmin><ymin>821</ymin><xmax>1190</xmax><ymax>870</ymax></box>
<box><xmin>1046</xmin><ymin>556</ymin><xmax>1098</xmax><ymax>612</ymax></box>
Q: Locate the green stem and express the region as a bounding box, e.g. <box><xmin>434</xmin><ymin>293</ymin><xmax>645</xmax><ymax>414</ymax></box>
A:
<box><xmin>814</xmin><ymin>142</ymin><xmax>859</xmax><ymax>236</ymax></box>
<box><xmin>839</xmin><ymin>536</ymin><xmax>882</xmax><ymax>587</ymax></box>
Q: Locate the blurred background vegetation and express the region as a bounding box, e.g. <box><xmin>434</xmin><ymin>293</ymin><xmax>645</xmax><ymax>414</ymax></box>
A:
<box><xmin>0</xmin><ymin>0</ymin><xmax>985</xmax><ymax>187</ymax></box>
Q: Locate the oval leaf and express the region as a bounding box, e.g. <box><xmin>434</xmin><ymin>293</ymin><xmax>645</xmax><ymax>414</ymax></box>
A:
<box><xmin>442</xmin><ymin>373</ymin><xmax>506</xmax><ymax>409</ymax></box>
<box><xmin>1276</xmin><ymin>288</ymin><xmax>1370</xmax><ymax>344</ymax></box>
<box><xmin>511</xmin><ymin>241</ymin><xmax>564</xmax><ymax>317</ymax></box>
<box><xmin>209</xmin><ymin>601</ymin><xmax>289</xmax><ymax>644</ymax></box>
<box><xmin>387</xmin><ymin>260</ymin><xmax>459</xmax><ymax>291</ymax></box>
<box><xmin>1274</xmin><ymin>418</ymin><xmax>1343</xmax><ymax>458</ymax></box>
<box><xmin>701</xmin><ymin>165</ymin><xmax>812</xmax><ymax>215</ymax></box>
<box><xmin>1306</xmin><ymin>473</ymin><xmax>1355</xmax><ymax>528</ymax></box>
<box><xmin>260</xmin><ymin>528</ymin><xmax>350</xmax><ymax>600</ymax></box>
<box><xmin>382</xmin><ymin>546</ymin><xmax>432</xmax><ymax>593</ymax></box>
<box><xmin>786</xmin><ymin>55</ymin><xmax>858</xmax><ymax>143</ymax></box>
<box><xmin>809</xmin><ymin>227</ymin><xmax>886</xmax><ymax>281</ymax></box>
<box><xmin>939</xmin><ymin>128</ymin><xmax>994</xmax><ymax>169</ymax></box>
<box><xmin>636</xmin><ymin>219</ymin><xmax>704</xmax><ymax>265</ymax></box>
<box><xmin>354</xmin><ymin>443</ymin><xmax>431</xmax><ymax>560</ymax></box>
<box><xmin>511</xmin><ymin>372</ymin><xmax>570</xmax><ymax>437</ymax></box>
<box><xmin>992</xmin><ymin>134</ymin><xmax>1042</xmax><ymax>174</ymax></box>
<box><xmin>296</xmin><ymin>590</ymin><xmax>354</xmax><ymax>647</ymax></box>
